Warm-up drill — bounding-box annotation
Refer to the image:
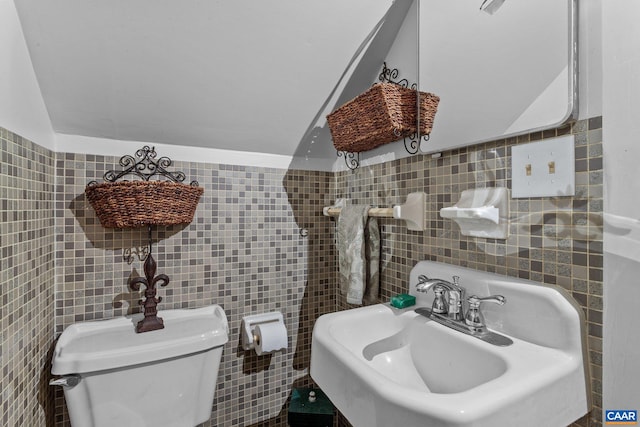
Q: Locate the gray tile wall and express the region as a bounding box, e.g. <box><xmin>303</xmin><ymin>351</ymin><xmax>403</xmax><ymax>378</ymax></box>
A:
<box><xmin>0</xmin><ymin>128</ymin><xmax>56</xmax><ymax>427</ymax></box>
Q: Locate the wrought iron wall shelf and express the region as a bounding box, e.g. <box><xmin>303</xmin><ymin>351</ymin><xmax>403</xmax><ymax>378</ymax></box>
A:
<box><xmin>84</xmin><ymin>146</ymin><xmax>203</xmax><ymax>333</ymax></box>
<box><xmin>336</xmin><ymin>62</ymin><xmax>432</xmax><ymax>170</ymax></box>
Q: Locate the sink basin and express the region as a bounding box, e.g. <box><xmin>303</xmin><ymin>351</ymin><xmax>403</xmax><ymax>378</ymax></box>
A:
<box><xmin>361</xmin><ymin>311</ymin><xmax>507</xmax><ymax>394</ymax></box>
<box><xmin>311</xmin><ymin>261</ymin><xmax>590</xmax><ymax>427</ymax></box>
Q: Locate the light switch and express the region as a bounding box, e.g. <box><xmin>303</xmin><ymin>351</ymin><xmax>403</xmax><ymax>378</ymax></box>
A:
<box><xmin>511</xmin><ymin>135</ymin><xmax>575</xmax><ymax>198</ymax></box>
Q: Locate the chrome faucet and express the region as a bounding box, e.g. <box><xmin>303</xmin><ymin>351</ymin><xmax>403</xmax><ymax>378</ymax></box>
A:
<box><xmin>415</xmin><ymin>275</ymin><xmax>465</xmax><ymax>321</ymax></box>
<box><xmin>414</xmin><ymin>274</ymin><xmax>512</xmax><ymax>346</ymax></box>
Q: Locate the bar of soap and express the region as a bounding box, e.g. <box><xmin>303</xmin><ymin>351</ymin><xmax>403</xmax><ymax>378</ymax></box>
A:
<box><xmin>390</xmin><ymin>293</ymin><xmax>416</xmax><ymax>309</ymax></box>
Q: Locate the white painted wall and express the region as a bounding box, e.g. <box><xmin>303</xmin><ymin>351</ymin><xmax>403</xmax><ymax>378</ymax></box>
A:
<box><xmin>602</xmin><ymin>0</ymin><xmax>640</xmax><ymax>415</ymax></box>
<box><xmin>15</xmin><ymin>0</ymin><xmax>395</xmax><ymax>159</ymax></box>
<box><xmin>0</xmin><ymin>0</ymin><xmax>54</xmax><ymax>148</ymax></box>
<box><xmin>56</xmin><ymin>133</ymin><xmax>294</xmax><ymax>170</ymax></box>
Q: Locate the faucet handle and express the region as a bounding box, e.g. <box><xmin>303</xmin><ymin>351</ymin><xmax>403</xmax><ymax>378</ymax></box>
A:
<box><xmin>465</xmin><ymin>294</ymin><xmax>506</xmax><ymax>331</ymax></box>
<box><xmin>467</xmin><ymin>294</ymin><xmax>505</xmax><ymax>308</ymax></box>
<box><xmin>452</xmin><ymin>275</ymin><xmax>460</xmax><ymax>285</ymax></box>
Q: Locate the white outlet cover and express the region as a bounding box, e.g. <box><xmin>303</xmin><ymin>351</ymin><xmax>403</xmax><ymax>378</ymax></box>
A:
<box><xmin>511</xmin><ymin>135</ymin><xmax>575</xmax><ymax>198</ymax></box>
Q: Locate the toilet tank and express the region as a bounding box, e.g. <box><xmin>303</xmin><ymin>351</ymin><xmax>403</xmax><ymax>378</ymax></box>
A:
<box><xmin>51</xmin><ymin>305</ymin><xmax>229</xmax><ymax>427</ymax></box>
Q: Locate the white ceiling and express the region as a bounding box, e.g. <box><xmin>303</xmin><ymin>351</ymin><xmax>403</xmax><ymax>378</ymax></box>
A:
<box><xmin>15</xmin><ymin>0</ymin><xmax>410</xmax><ymax>158</ymax></box>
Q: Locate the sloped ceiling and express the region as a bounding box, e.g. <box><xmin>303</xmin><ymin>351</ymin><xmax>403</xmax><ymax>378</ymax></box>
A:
<box><xmin>15</xmin><ymin>0</ymin><xmax>408</xmax><ymax>158</ymax></box>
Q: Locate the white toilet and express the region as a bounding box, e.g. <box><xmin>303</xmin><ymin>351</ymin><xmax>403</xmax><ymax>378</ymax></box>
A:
<box><xmin>50</xmin><ymin>305</ymin><xmax>228</xmax><ymax>427</ymax></box>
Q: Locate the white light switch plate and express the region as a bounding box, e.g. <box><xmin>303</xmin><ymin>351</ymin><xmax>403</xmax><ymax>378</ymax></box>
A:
<box><xmin>511</xmin><ymin>135</ymin><xmax>575</xmax><ymax>198</ymax></box>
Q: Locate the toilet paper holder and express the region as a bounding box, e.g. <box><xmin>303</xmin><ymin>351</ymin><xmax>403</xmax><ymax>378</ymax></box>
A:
<box><xmin>241</xmin><ymin>312</ymin><xmax>285</xmax><ymax>351</ymax></box>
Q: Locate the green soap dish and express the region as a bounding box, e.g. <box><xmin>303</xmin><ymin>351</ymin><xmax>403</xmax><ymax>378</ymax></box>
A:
<box><xmin>390</xmin><ymin>293</ymin><xmax>416</xmax><ymax>309</ymax></box>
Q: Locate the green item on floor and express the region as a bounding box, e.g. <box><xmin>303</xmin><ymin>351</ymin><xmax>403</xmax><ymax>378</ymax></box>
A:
<box><xmin>288</xmin><ymin>387</ymin><xmax>333</xmax><ymax>427</ymax></box>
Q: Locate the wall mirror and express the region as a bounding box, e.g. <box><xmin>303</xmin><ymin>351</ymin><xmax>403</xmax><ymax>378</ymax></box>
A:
<box><xmin>418</xmin><ymin>0</ymin><xmax>578</xmax><ymax>154</ymax></box>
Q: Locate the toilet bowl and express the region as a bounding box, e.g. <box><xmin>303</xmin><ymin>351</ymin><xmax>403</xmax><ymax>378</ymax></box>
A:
<box><xmin>51</xmin><ymin>305</ymin><xmax>228</xmax><ymax>427</ymax></box>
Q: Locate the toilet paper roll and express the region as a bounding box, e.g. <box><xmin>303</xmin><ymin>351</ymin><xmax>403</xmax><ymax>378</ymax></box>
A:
<box><xmin>254</xmin><ymin>322</ymin><xmax>287</xmax><ymax>356</ymax></box>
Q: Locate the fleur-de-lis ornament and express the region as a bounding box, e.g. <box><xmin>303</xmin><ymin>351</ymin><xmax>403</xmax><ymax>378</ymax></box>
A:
<box><xmin>130</xmin><ymin>226</ymin><xmax>170</xmax><ymax>333</ymax></box>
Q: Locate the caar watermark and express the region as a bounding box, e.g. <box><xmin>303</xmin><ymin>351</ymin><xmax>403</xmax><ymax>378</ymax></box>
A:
<box><xmin>606</xmin><ymin>410</ymin><xmax>637</xmax><ymax>425</ymax></box>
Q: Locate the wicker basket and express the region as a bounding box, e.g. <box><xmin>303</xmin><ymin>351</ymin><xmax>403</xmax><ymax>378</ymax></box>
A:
<box><xmin>327</xmin><ymin>82</ymin><xmax>440</xmax><ymax>153</ymax></box>
<box><xmin>85</xmin><ymin>181</ymin><xmax>204</xmax><ymax>229</ymax></box>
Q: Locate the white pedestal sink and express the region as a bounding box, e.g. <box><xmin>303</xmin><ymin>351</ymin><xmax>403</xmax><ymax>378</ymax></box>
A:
<box><xmin>311</xmin><ymin>261</ymin><xmax>590</xmax><ymax>427</ymax></box>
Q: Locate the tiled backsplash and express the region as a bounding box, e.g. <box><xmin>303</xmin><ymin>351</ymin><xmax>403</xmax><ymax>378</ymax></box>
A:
<box><xmin>1</xmin><ymin>116</ymin><xmax>602</xmax><ymax>427</ymax></box>
<box><xmin>0</xmin><ymin>129</ymin><xmax>56</xmax><ymax>427</ymax></box>
<box><xmin>334</xmin><ymin>117</ymin><xmax>603</xmax><ymax>426</ymax></box>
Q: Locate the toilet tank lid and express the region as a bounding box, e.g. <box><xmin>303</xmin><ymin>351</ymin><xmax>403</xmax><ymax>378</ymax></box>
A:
<box><xmin>52</xmin><ymin>305</ymin><xmax>229</xmax><ymax>375</ymax></box>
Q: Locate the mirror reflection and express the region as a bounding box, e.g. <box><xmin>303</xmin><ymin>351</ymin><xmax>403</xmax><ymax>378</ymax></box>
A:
<box><xmin>418</xmin><ymin>0</ymin><xmax>577</xmax><ymax>153</ymax></box>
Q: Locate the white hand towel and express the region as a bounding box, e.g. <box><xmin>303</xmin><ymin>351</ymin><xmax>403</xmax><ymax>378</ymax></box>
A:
<box><xmin>337</xmin><ymin>204</ymin><xmax>380</xmax><ymax>305</ymax></box>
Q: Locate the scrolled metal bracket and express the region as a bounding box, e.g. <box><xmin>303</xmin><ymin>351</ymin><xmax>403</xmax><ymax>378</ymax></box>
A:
<box><xmin>337</xmin><ymin>150</ymin><xmax>360</xmax><ymax>171</ymax></box>
<box><xmin>124</xmin><ymin>246</ymin><xmax>149</xmax><ymax>264</ymax></box>
<box><xmin>88</xmin><ymin>145</ymin><xmax>199</xmax><ymax>187</ymax></box>
<box><xmin>378</xmin><ymin>62</ymin><xmax>430</xmax><ymax>155</ymax></box>
<box><xmin>404</xmin><ymin>131</ymin><xmax>430</xmax><ymax>155</ymax></box>
<box><xmin>379</xmin><ymin>61</ymin><xmax>416</xmax><ymax>90</ymax></box>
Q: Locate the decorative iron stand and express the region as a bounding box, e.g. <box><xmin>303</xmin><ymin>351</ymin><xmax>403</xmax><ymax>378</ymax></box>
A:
<box><xmin>130</xmin><ymin>225</ymin><xmax>170</xmax><ymax>332</ymax></box>
<box><xmin>89</xmin><ymin>146</ymin><xmax>200</xmax><ymax>333</ymax></box>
